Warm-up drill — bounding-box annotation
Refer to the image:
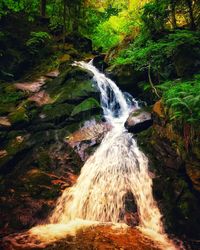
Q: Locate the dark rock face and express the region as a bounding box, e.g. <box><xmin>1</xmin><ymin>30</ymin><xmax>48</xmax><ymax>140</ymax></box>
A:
<box><xmin>105</xmin><ymin>64</ymin><xmax>148</xmax><ymax>97</ymax></box>
<box><xmin>125</xmin><ymin>110</ymin><xmax>153</xmax><ymax>134</ymax></box>
<box><xmin>136</xmin><ymin>101</ymin><xmax>200</xmax><ymax>241</ymax></box>
<box><xmin>64</xmin><ymin>33</ymin><xmax>92</xmax><ymax>53</ymax></box>
<box><xmin>92</xmin><ymin>54</ymin><xmax>108</xmax><ymax>72</ymax></box>
<box><xmin>0</xmin><ymin>59</ymin><xmax>101</xmax><ymax>236</ymax></box>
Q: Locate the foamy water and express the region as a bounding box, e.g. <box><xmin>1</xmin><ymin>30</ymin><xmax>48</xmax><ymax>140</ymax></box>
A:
<box><xmin>5</xmin><ymin>61</ymin><xmax>181</xmax><ymax>250</ymax></box>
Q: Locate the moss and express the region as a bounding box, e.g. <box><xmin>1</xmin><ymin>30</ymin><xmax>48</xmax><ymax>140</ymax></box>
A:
<box><xmin>8</xmin><ymin>106</ymin><xmax>29</xmax><ymax>125</ymax></box>
<box><xmin>42</xmin><ymin>103</ymin><xmax>74</xmax><ymax>122</ymax></box>
<box><xmin>36</xmin><ymin>150</ymin><xmax>51</xmax><ymax>171</ymax></box>
<box><xmin>52</xmin><ymin>79</ymin><xmax>96</xmax><ymax>104</ymax></box>
<box><xmin>71</xmin><ymin>97</ymin><xmax>100</xmax><ymax>116</ymax></box>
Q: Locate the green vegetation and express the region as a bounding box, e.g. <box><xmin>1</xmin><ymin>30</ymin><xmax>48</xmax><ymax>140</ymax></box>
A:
<box><xmin>160</xmin><ymin>75</ymin><xmax>200</xmax><ymax>124</ymax></box>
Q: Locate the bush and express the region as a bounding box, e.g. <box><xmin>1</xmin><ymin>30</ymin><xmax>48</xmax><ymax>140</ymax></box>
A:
<box><xmin>26</xmin><ymin>31</ymin><xmax>51</xmax><ymax>55</ymax></box>
<box><xmin>114</xmin><ymin>30</ymin><xmax>200</xmax><ymax>80</ymax></box>
<box><xmin>158</xmin><ymin>74</ymin><xmax>200</xmax><ymax>124</ymax></box>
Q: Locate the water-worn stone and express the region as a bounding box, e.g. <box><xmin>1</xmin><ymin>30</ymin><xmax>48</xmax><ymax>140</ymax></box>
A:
<box><xmin>125</xmin><ymin>109</ymin><xmax>152</xmax><ymax>133</ymax></box>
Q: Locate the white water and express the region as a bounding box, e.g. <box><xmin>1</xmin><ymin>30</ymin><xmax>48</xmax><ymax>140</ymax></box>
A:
<box><xmin>47</xmin><ymin>61</ymin><xmax>177</xmax><ymax>249</ymax></box>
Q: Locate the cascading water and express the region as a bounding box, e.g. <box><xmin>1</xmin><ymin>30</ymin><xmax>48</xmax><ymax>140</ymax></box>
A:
<box><xmin>47</xmin><ymin>61</ymin><xmax>177</xmax><ymax>249</ymax></box>
<box><xmin>5</xmin><ymin>61</ymin><xmax>180</xmax><ymax>250</ymax></box>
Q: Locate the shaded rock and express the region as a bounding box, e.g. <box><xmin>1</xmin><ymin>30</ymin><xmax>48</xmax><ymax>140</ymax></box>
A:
<box><xmin>92</xmin><ymin>54</ymin><xmax>108</xmax><ymax>71</ymax></box>
<box><xmin>64</xmin><ymin>33</ymin><xmax>92</xmax><ymax>53</ymax></box>
<box><xmin>58</xmin><ymin>54</ymin><xmax>71</xmax><ymax>64</ymax></box>
<box><xmin>8</xmin><ymin>106</ymin><xmax>29</xmax><ymax>126</ymax></box>
<box><xmin>186</xmin><ymin>161</ymin><xmax>200</xmax><ymax>191</ymax></box>
<box><xmin>71</xmin><ymin>98</ymin><xmax>100</xmax><ymax>117</ymax></box>
<box><xmin>46</xmin><ymin>66</ymin><xmax>95</xmax><ymax>103</ymax></box>
<box><xmin>39</xmin><ymin>103</ymin><xmax>74</xmax><ymax>124</ymax></box>
<box><xmin>125</xmin><ymin>109</ymin><xmax>153</xmax><ymax>133</ymax></box>
<box><xmin>105</xmin><ymin>64</ymin><xmax>147</xmax><ymax>96</ymax></box>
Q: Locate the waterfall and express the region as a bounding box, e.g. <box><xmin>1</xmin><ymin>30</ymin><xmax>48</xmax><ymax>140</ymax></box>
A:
<box><xmin>46</xmin><ymin>61</ymin><xmax>177</xmax><ymax>249</ymax></box>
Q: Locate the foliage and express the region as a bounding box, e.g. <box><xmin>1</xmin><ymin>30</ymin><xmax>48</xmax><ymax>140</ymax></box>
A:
<box><xmin>159</xmin><ymin>75</ymin><xmax>200</xmax><ymax>124</ymax></box>
<box><xmin>114</xmin><ymin>30</ymin><xmax>200</xmax><ymax>79</ymax></box>
<box><xmin>0</xmin><ymin>0</ymin><xmax>40</xmax><ymax>20</ymax></box>
<box><xmin>26</xmin><ymin>32</ymin><xmax>51</xmax><ymax>55</ymax></box>
<box><xmin>91</xmin><ymin>11</ymin><xmax>137</xmax><ymax>50</ymax></box>
<box><xmin>141</xmin><ymin>0</ymin><xmax>169</xmax><ymax>36</ymax></box>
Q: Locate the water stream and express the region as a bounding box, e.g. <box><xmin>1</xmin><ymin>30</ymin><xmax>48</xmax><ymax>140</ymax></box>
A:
<box><xmin>47</xmin><ymin>61</ymin><xmax>177</xmax><ymax>249</ymax></box>
<box><xmin>5</xmin><ymin>61</ymin><xmax>179</xmax><ymax>249</ymax></box>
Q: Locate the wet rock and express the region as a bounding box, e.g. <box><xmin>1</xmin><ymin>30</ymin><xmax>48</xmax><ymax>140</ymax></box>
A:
<box><xmin>71</xmin><ymin>98</ymin><xmax>100</xmax><ymax>117</ymax></box>
<box><xmin>2</xmin><ymin>224</ymin><xmax>161</xmax><ymax>250</ymax></box>
<box><xmin>105</xmin><ymin>64</ymin><xmax>147</xmax><ymax>96</ymax></box>
<box><xmin>125</xmin><ymin>110</ymin><xmax>153</xmax><ymax>134</ymax></box>
<box><xmin>92</xmin><ymin>54</ymin><xmax>108</xmax><ymax>71</ymax></box>
<box><xmin>67</xmin><ymin>121</ymin><xmax>111</xmax><ymax>160</ymax></box>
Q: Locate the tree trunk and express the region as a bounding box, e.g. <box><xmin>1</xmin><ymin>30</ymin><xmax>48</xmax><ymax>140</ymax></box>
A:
<box><xmin>40</xmin><ymin>0</ymin><xmax>46</xmax><ymax>17</ymax></box>
<box><xmin>170</xmin><ymin>1</ymin><xmax>177</xmax><ymax>29</ymax></box>
<box><xmin>186</xmin><ymin>0</ymin><xmax>196</xmax><ymax>30</ymax></box>
<box><xmin>63</xmin><ymin>0</ymin><xmax>67</xmax><ymax>47</ymax></box>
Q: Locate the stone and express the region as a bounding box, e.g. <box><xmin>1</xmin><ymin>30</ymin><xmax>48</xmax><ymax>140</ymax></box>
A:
<box><xmin>15</xmin><ymin>82</ymin><xmax>43</xmax><ymax>93</ymax></box>
<box><xmin>28</xmin><ymin>91</ymin><xmax>53</xmax><ymax>106</ymax></box>
<box><xmin>153</xmin><ymin>100</ymin><xmax>165</xmax><ymax>118</ymax></box>
<box><xmin>92</xmin><ymin>54</ymin><xmax>108</xmax><ymax>71</ymax></box>
<box><xmin>2</xmin><ymin>224</ymin><xmax>161</xmax><ymax>250</ymax></box>
<box><xmin>45</xmin><ymin>70</ymin><xmax>60</xmax><ymax>79</ymax></box>
<box><xmin>125</xmin><ymin>109</ymin><xmax>153</xmax><ymax>133</ymax></box>
<box><xmin>71</xmin><ymin>98</ymin><xmax>100</xmax><ymax>117</ymax></box>
<box><xmin>0</xmin><ymin>150</ymin><xmax>8</xmax><ymax>158</ymax></box>
<box><xmin>67</xmin><ymin>121</ymin><xmax>111</xmax><ymax>160</ymax></box>
<box><xmin>105</xmin><ymin>64</ymin><xmax>147</xmax><ymax>96</ymax></box>
<box><xmin>58</xmin><ymin>54</ymin><xmax>71</xmax><ymax>64</ymax></box>
<box><xmin>186</xmin><ymin>161</ymin><xmax>200</xmax><ymax>191</ymax></box>
<box><xmin>0</xmin><ymin>117</ymin><xmax>11</xmax><ymax>127</ymax></box>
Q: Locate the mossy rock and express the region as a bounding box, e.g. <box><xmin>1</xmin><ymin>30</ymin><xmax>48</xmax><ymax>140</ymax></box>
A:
<box><xmin>8</xmin><ymin>106</ymin><xmax>29</xmax><ymax>125</ymax></box>
<box><xmin>0</xmin><ymin>103</ymin><xmax>16</xmax><ymax>116</ymax></box>
<box><xmin>52</xmin><ymin>79</ymin><xmax>96</xmax><ymax>104</ymax></box>
<box><xmin>47</xmin><ymin>66</ymin><xmax>93</xmax><ymax>92</ymax></box>
<box><xmin>71</xmin><ymin>98</ymin><xmax>100</xmax><ymax>116</ymax></box>
<box><xmin>41</xmin><ymin>103</ymin><xmax>74</xmax><ymax>123</ymax></box>
<box><xmin>36</xmin><ymin>150</ymin><xmax>51</xmax><ymax>171</ymax></box>
<box><xmin>0</xmin><ymin>135</ymin><xmax>30</xmax><ymax>173</ymax></box>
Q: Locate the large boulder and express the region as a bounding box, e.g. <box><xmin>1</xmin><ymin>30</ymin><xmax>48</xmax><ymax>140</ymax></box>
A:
<box><xmin>105</xmin><ymin>64</ymin><xmax>148</xmax><ymax>97</ymax></box>
<box><xmin>125</xmin><ymin>109</ymin><xmax>153</xmax><ymax>133</ymax></box>
<box><xmin>64</xmin><ymin>33</ymin><xmax>92</xmax><ymax>53</ymax></box>
<box><xmin>92</xmin><ymin>54</ymin><xmax>108</xmax><ymax>71</ymax></box>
